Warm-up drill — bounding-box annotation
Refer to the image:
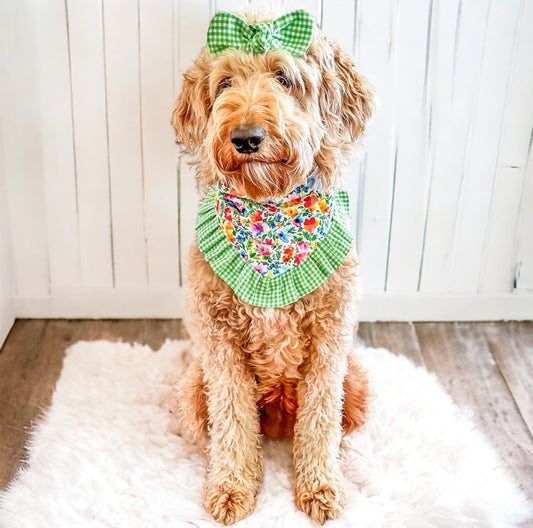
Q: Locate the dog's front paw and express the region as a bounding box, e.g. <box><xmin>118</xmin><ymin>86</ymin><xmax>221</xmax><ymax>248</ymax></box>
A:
<box><xmin>204</xmin><ymin>482</ymin><xmax>257</xmax><ymax>525</ymax></box>
<box><xmin>295</xmin><ymin>479</ymin><xmax>347</xmax><ymax>525</ymax></box>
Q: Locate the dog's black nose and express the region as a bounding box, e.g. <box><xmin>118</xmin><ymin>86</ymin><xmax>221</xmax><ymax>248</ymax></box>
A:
<box><xmin>230</xmin><ymin>124</ymin><xmax>265</xmax><ymax>154</ymax></box>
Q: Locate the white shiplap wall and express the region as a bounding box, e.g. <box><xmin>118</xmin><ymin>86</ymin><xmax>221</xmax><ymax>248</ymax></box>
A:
<box><xmin>1</xmin><ymin>0</ymin><xmax>532</xmax><ymax>338</ymax></box>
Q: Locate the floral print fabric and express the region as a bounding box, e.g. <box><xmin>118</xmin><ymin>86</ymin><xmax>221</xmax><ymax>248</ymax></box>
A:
<box><xmin>214</xmin><ymin>172</ymin><xmax>335</xmax><ymax>278</ymax></box>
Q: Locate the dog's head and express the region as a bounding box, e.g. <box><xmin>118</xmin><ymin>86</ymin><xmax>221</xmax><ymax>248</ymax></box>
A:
<box><xmin>172</xmin><ymin>8</ymin><xmax>374</xmax><ymax>201</ymax></box>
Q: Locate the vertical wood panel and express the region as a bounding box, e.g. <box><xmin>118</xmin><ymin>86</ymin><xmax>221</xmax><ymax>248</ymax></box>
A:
<box><xmin>450</xmin><ymin>0</ymin><xmax>521</xmax><ymax>293</ymax></box>
<box><xmin>419</xmin><ymin>0</ymin><xmax>491</xmax><ymax>292</ymax></box>
<box><xmin>284</xmin><ymin>0</ymin><xmax>318</xmax><ymax>20</ymax></box>
<box><xmin>417</xmin><ymin>0</ymin><xmax>459</xmax><ymax>292</ymax></box>
<box><xmin>67</xmin><ymin>0</ymin><xmax>113</xmax><ymax>290</ymax></box>
<box><xmin>480</xmin><ymin>167</ymin><xmax>524</xmax><ymax>292</ymax></box>
<box><xmin>103</xmin><ymin>0</ymin><xmax>147</xmax><ymax>288</ymax></box>
<box><xmin>480</xmin><ymin>0</ymin><xmax>533</xmax><ymax>292</ymax></box>
<box><xmin>33</xmin><ymin>0</ymin><xmax>80</xmax><ymax>291</ymax></box>
<box><xmin>139</xmin><ymin>0</ymin><xmax>180</xmax><ymax>288</ymax></box>
<box><xmin>215</xmin><ymin>0</ymin><xmax>246</xmax><ymax>12</ymax></box>
<box><xmin>514</xmin><ymin>147</ymin><xmax>533</xmax><ymax>292</ymax></box>
<box><xmin>177</xmin><ymin>0</ymin><xmax>211</xmax><ymax>280</ymax></box>
<box><xmin>321</xmin><ymin>0</ymin><xmax>355</xmax><ymax>53</ymax></box>
<box><xmin>1</xmin><ymin>0</ymin><xmax>50</xmax><ymax>298</ymax></box>
<box><xmin>321</xmin><ymin>0</ymin><xmax>359</xmax><ymax>239</ymax></box>
<box><xmin>356</xmin><ymin>0</ymin><xmax>397</xmax><ymax>292</ymax></box>
<box><xmin>384</xmin><ymin>0</ymin><xmax>431</xmax><ymax>293</ymax></box>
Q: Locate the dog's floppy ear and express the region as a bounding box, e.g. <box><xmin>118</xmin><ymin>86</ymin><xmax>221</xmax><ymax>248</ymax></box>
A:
<box><xmin>310</xmin><ymin>37</ymin><xmax>374</xmax><ymax>143</ymax></box>
<box><xmin>331</xmin><ymin>43</ymin><xmax>375</xmax><ymax>141</ymax></box>
<box><xmin>171</xmin><ymin>52</ymin><xmax>211</xmax><ymax>155</ymax></box>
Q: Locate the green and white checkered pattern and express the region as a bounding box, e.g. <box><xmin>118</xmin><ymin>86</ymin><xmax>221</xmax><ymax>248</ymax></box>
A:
<box><xmin>195</xmin><ymin>186</ymin><xmax>353</xmax><ymax>308</ymax></box>
<box><xmin>207</xmin><ymin>10</ymin><xmax>314</xmax><ymax>56</ymax></box>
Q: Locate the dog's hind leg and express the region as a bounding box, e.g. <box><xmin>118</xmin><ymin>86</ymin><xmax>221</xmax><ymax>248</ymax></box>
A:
<box><xmin>171</xmin><ymin>355</ymin><xmax>209</xmax><ymax>452</ymax></box>
<box><xmin>342</xmin><ymin>350</ymin><xmax>369</xmax><ymax>435</ymax></box>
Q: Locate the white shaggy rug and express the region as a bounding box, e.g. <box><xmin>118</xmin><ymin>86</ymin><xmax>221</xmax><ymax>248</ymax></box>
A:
<box><xmin>0</xmin><ymin>340</ymin><xmax>530</xmax><ymax>528</ymax></box>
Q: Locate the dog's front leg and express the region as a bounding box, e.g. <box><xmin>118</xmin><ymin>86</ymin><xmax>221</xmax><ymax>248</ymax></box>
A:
<box><xmin>202</xmin><ymin>346</ymin><xmax>263</xmax><ymax>525</ymax></box>
<box><xmin>293</xmin><ymin>337</ymin><xmax>348</xmax><ymax>525</ymax></box>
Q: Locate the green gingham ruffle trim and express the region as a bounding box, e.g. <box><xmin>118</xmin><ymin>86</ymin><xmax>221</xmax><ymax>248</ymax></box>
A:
<box><xmin>207</xmin><ymin>10</ymin><xmax>314</xmax><ymax>56</ymax></box>
<box><xmin>196</xmin><ymin>187</ymin><xmax>353</xmax><ymax>308</ymax></box>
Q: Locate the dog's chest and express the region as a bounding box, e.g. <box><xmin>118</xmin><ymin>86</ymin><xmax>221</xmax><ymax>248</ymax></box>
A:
<box><xmin>245</xmin><ymin>307</ymin><xmax>310</xmax><ymax>383</ymax></box>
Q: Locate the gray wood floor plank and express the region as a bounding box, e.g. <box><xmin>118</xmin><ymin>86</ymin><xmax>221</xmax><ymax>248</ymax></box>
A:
<box><xmin>0</xmin><ymin>320</ymin><xmax>47</xmax><ymax>488</ymax></box>
<box><xmin>367</xmin><ymin>322</ymin><xmax>425</xmax><ymax>366</ymax></box>
<box><xmin>94</xmin><ymin>319</ymin><xmax>187</xmax><ymax>349</ymax></box>
<box><xmin>415</xmin><ymin>322</ymin><xmax>533</xmax><ymax>501</ymax></box>
<box><xmin>482</xmin><ymin>322</ymin><xmax>533</xmax><ymax>438</ymax></box>
<box><xmin>357</xmin><ymin>323</ymin><xmax>374</xmax><ymax>347</ymax></box>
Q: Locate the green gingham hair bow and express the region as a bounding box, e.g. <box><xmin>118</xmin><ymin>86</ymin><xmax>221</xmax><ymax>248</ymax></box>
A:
<box><xmin>207</xmin><ymin>10</ymin><xmax>314</xmax><ymax>56</ymax></box>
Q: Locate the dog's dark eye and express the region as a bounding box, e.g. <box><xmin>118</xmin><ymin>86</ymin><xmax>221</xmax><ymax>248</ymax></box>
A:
<box><xmin>215</xmin><ymin>77</ymin><xmax>232</xmax><ymax>98</ymax></box>
<box><xmin>276</xmin><ymin>71</ymin><xmax>292</xmax><ymax>88</ymax></box>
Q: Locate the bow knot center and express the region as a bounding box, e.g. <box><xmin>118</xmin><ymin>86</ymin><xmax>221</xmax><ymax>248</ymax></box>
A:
<box><xmin>248</xmin><ymin>23</ymin><xmax>274</xmax><ymax>52</ymax></box>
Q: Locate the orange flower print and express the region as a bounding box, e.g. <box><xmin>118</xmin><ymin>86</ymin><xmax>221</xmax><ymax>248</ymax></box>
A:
<box><xmin>223</xmin><ymin>221</ymin><xmax>235</xmax><ymax>243</ymax></box>
<box><xmin>304</xmin><ymin>217</ymin><xmax>318</xmax><ymax>232</ymax></box>
<box><xmin>318</xmin><ymin>197</ymin><xmax>329</xmax><ymax>214</ymax></box>
<box><xmin>282</xmin><ymin>197</ymin><xmax>302</xmax><ymax>208</ymax></box>
<box><xmin>286</xmin><ymin>207</ymin><xmax>299</xmax><ymax>217</ymax></box>
<box><xmin>227</xmin><ymin>187</ymin><xmax>244</xmax><ymax>197</ymax></box>
<box><xmin>282</xmin><ymin>247</ymin><xmax>294</xmax><ymax>262</ymax></box>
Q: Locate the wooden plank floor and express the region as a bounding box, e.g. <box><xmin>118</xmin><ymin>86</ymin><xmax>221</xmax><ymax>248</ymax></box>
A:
<box><xmin>1</xmin><ymin>320</ymin><xmax>532</xmax><ymax>509</ymax></box>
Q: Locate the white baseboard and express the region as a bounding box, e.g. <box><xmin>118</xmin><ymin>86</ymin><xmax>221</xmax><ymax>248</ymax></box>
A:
<box><xmin>11</xmin><ymin>289</ymin><xmax>533</xmax><ymax>321</ymax></box>
<box><xmin>360</xmin><ymin>293</ymin><xmax>533</xmax><ymax>321</ymax></box>
<box><xmin>13</xmin><ymin>288</ymin><xmax>186</xmax><ymax>319</ymax></box>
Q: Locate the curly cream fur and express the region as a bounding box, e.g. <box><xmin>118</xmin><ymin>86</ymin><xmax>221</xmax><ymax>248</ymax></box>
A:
<box><xmin>171</xmin><ymin>7</ymin><xmax>374</xmax><ymax>525</ymax></box>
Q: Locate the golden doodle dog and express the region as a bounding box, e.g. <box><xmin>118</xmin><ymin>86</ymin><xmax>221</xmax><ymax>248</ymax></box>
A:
<box><xmin>171</xmin><ymin>6</ymin><xmax>374</xmax><ymax>525</ymax></box>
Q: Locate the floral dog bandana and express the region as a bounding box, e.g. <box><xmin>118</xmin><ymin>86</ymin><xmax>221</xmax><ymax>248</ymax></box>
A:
<box><xmin>196</xmin><ymin>171</ymin><xmax>353</xmax><ymax>308</ymax></box>
<box><xmin>207</xmin><ymin>10</ymin><xmax>314</xmax><ymax>56</ymax></box>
